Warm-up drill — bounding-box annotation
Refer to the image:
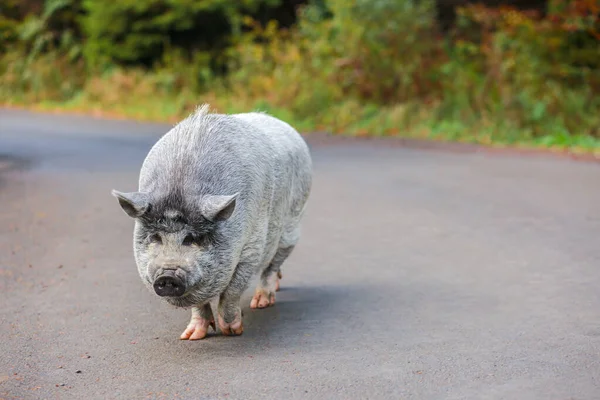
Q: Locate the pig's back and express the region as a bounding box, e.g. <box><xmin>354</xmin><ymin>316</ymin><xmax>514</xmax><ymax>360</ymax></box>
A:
<box><xmin>139</xmin><ymin>106</ymin><xmax>311</xmax><ymax>219</ymax></box>
<box><xmin>232</xmin><ymin>111</ymin><xmax>311</xmax><ymax>178</ymax></box>
<box><xmin>138</xmin><ymin>106</ymin><xmax>311</xmax><ymax>265</ymax></box>
<box><xmin>231</xmin><ymin>111</ymin><xmax>312</xmax><ymax>210</ymax></box>
<box><xmin>140</xmin><ymin>107</ymin><xmax>309</xmax><ymax>189</ymax></box>
<box><xmin>231</xmin><ymin>111</ymin><xmax>312</xmax><ymax>261</ymax></box>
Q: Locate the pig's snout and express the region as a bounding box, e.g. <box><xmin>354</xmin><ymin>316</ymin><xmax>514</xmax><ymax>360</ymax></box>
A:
<box><xmin>153</xmin><ymin>270</ymin><xmax>186</xmax><ymax>297</ymax></box>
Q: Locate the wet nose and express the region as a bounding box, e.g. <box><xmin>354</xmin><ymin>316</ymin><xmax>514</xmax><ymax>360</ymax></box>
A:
<box><xmin>153</xmin><ymin>271</ymin><xmax>186</xmax><ymax>297</ymax></box>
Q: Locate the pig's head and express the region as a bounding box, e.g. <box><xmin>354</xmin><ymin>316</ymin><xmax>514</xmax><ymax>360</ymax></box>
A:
<box><xmin>111</xmin><ymin>188</ymin><xmax>239</xmax><ymax>308</ymax></box>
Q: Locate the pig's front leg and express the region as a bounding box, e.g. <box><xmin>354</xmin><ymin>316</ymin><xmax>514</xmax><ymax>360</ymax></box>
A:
<box><xmin>217</xmin><ymin>294</ymin><xmax>244</xmax><ymax>336</ymax></box>
<box><xmin>180</xmin><ymin>303</ymin><xmax>215</xmax><ymax>340</ymax></box>
<box><xmin>217</xmin><ymin>265</ymin><xmax>253</xmax><ymax>336</ymax></box>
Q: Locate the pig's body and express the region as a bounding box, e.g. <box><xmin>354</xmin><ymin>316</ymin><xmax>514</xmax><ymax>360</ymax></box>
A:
<box><xmin>112</xmin><ymin>105</ymin><xmax>312</xmax><ymax>339</ymax></box>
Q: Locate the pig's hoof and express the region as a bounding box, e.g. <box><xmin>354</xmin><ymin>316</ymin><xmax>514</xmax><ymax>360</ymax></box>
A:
<box><xmin>180</xmin><ymin>317</ymin><xmax>215</xmax><ymax>341</ymax></box>
<box><xmin>218</xmin><ymin>315</ymin><xmax>244</xmax><ymax>336</ymax></box>
<box><xmin>250</xmin><ymin>289</ymin><xmax>275</xmax><ymax>309</ymax></box>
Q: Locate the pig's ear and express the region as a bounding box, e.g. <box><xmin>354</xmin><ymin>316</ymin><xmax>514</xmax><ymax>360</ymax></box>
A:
<box><xmin>111</xmin><ymin>190</ymin><xmax>151</xmax><ymax>218</ymax></box>
<box><xmin>200</xmin><ymin>193</ymin><xmax>238</xmax><ymax>222</ymax></box>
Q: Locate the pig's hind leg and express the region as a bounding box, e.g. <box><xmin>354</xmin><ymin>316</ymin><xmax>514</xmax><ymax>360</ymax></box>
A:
<box><xmin>250</xmin><ymin>245</ymin><xmax>295</xmax><ymax>309</ymax></box>
<box><xmin>251</xmin><ymin>214</ymin><xmax>303</xmax><ymax>309</ymax></box>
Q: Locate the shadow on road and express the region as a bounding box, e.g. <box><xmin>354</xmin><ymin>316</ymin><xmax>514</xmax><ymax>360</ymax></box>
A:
<box><xmin>0</xmin><ymin>154</ymin><xmax>33</xmax><ymax>191</ymax></box>
<box><xmin>0</xmin><ymin>154</ymin><xmax>32</xmax><ymax>174</ymax></box>
<box><xmin>142</xmin><ymin>283</ymin><xmax>390</xmax><ymax>358</ymax></box>
<box><xmin>145</xmin><ymin>279</ymin><xmax>423</xmax><ymax>361</ymax></box>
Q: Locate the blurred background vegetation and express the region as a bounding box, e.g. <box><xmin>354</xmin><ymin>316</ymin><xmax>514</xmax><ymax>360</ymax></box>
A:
<box><xmin>1</xmin><ymin>0</ymin><xmax>599</xmax><ymax>150</ymax></box>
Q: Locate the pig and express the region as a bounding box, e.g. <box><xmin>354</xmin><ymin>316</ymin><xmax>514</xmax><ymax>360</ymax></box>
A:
<box><xmin>111</xmin><ymin>104</ymin><xmax>312</xmax><ymax>340</ymax></box>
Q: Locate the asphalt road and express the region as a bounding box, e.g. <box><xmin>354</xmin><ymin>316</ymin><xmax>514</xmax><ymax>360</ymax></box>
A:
<box><xmin>1</xmin><ymin>109</ymin><xmax>599</xmax><ymax>400</ymax></box>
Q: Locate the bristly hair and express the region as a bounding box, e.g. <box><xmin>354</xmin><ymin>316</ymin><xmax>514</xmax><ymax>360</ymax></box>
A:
<box><xmin>139</xmin><ymin>188</ymin><xmax>215</xmax><ymax>235</ymax></box>
<box><xmin>170</xmin><ymin>103</ymin><xmax>212</xmax><ymax>129</ymax></box>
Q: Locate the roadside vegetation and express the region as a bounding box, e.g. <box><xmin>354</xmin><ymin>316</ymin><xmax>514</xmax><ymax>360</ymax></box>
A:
<box><xmin>1</xmin><ymin>0</ymin><xmax>599</xmax><ymax>153</ymax></box>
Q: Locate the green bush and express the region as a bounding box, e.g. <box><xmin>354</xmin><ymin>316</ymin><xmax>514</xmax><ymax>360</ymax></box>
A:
<box><xmin>303</xmin><ymin>0</ymin><xmax>441</xmax><ymax>103</ymax></box>
<box><xmin>17</xmin><ymin>0</ymin><xmax>83</xmax><ymax>63</ymax></box>
<box><xmin>0</xmin><ymin>0</ymin><xmax>22</xmax><ymax>51</ymax></box>
<box><xmin>1</xmin><ymin>0</ymin><xmax>599</xmax><ymax>149</ymax></box>
<box><xmin>226</xmin><ymin>0</ymin><xmax>441</xmax><ymax>117</ymax></box>
<box><xmin>437</xmin><ymin>3</ymin><xmax>600</xmax><ymax>140</ymax></box>
<box><xmin>80</xmin><ymin>0</ymin><xmax>282</xmax><ymax>69</ymax></box>
<box><xmin>0</xmin><ymin>0</ymin><xmax>85</xmax><ymax>102</ymax></box>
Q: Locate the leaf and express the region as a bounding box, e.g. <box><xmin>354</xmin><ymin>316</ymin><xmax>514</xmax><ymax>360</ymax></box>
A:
<box><xmin>531</xmin><ymin>101</ymin><xmax>547</xmax><ymax>121</ymax></box>
<box><xmin>43</xmin><ymin>0</ymin><xmax>73</xmax><ymax>19</ymax></box>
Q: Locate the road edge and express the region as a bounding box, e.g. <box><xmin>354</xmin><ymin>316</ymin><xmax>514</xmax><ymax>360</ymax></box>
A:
<box><xmin>2</xmin><ymin>105</ymin><xmax>599</xmax><ymax>164</ymax></box>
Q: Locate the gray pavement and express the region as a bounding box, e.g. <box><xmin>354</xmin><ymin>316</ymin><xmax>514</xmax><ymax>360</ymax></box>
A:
<box><xmin>1</xmin><ymin>108</ymin><xmax>599</xmax><ymax>400</ymax></box>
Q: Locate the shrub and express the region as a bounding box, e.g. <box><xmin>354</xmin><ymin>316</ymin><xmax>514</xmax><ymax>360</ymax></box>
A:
<box><xmin>1</xmin><ymin>0</ymin><xmax>599</xmax><ymax>146</ymax></box>
<box><xmin>226</xmin><ymin>0</ymin><xmax>442</xmax><ymax>115</ymax></box>
<box><xmin>80</xmin><ymin>0</ymin><xmax>284</xmax><ymax>70</ymax></box>
<box><xmin>439</xmin><ymin>2</ymin><xmax>600</xmax><ymax>139</ymax></box>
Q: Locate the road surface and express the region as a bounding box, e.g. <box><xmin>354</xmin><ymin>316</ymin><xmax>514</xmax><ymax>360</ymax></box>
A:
<box><xmin>1</xmin><ymin>109</ymin><xmax>599</xmax><ymax>400</ymax></box>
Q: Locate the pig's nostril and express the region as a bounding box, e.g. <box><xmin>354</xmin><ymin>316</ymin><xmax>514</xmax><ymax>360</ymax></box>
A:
<box><xmin>153</xmin><ymin>275</ymin><xmax>185</xmax><ymax>297</ymax></box>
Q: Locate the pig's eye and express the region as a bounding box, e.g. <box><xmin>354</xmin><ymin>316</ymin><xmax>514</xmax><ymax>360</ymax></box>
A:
<box><xmin>182</xmin><ymin>234</ymin><xmax>200</xmax><ymax>246</ymax></box>
<box><xmin>149</xmin><ymin>233</ymin><xmax>162</xmax><ymax>244</ymax></box>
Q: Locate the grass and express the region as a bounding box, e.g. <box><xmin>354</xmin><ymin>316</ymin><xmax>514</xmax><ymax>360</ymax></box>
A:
<box><xmin>2</xmin><ymin>1</ymin><xmax>599</xmax><ymax>159</ymax></box>
<box><xmin>1</xmin><ymin>48</ymin><xmax>599</xmax><ymax>158</ymax></box>
<box><xmin>4</xmin><ymin>92</ymin><xmax>600</xmax><ymax>159</ymax></box>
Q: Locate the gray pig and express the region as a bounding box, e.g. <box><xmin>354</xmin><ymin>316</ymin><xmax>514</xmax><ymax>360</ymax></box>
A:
<box><xmin>111</xmin><ymin>105</ymin><xmax>312</xmax><ymax>340</ymax></box>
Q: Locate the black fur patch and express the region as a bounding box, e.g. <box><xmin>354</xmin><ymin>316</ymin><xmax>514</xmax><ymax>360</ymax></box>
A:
<box><xmin>140</xmin><ymin>188</ymin><xmax>215</xmax><ymax>236</ymax></box>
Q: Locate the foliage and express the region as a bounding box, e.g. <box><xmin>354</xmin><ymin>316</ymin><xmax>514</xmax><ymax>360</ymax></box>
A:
<box><xmin>80</xmin><ymin>0</ymin><xmax>282</xmax><ymax>69</ymax></box>
<box><xmin>225</xmin><ymin>0</ymin><xmax>600</xmax><ymax>143</ymax></box>
<box><xmin>0</xmin><ymin>0</ymin><xmax>85</xmax><ymax>101</ymax></box>
<box><xmin>0</xmin><ymin>48</ymin><xmax>85</xmax><ymax>102</ymax></box>
<box><xmin>17</xmin><ymin>0</ymin><xmax>83</xmax><ymax>63</ymax></box>
<box><xmin>227</xmin><ymin>0</ymin><xmax>442</xmax><ymax>119</ymax></box>
<box><xmin>0</xmin><ymin>0</ymin><xmax>22</xmax><ymax>51</ymax></box>
<box><xmin>439</xmin><ymin>1</ymin><xmax>600</xmax><ymax>139</ymax></box>
<box><xmin>296</xmin><ymin>0</ymin><xmax>442</xmax><ymax>103</ymax></box>
<box><xmin>1</xmin><ymin>0</ymin><xmax>599</xmax><ymax>152</ymax></box>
